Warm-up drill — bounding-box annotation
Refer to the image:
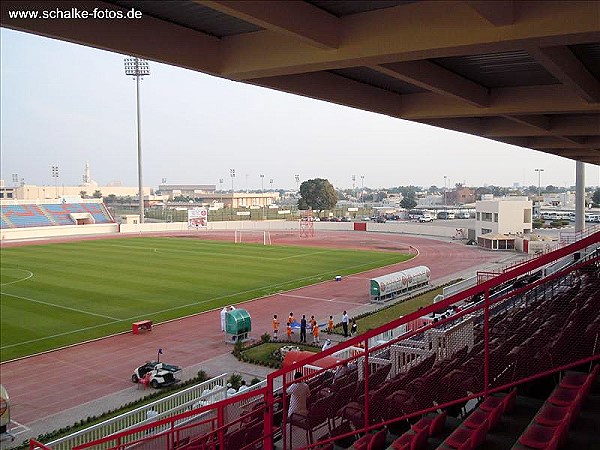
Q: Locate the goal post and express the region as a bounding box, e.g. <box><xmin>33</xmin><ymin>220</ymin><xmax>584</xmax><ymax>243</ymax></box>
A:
<box><xmin>234</xmin><ymin>230</ymin><xmax>271</xmax><ymax>245</ymax></box>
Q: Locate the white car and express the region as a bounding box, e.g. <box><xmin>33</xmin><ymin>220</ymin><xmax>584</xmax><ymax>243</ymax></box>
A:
<box><xmin>132</xmin><ymin>361</ymin><xmax>181</xmax><ymax>388</ymax></box>
<box><xmin>419</xmin><ymin>215</ymin><xmax>433</xmax><ymax>222</ymax></box>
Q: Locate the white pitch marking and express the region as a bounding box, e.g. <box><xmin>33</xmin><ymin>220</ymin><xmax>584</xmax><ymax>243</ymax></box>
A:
<box><xmin>0</xmin><ymin>268</ymin><xmax>34</xmax><ymax>286</ymax></box>
<box><xmin>0</xmin><ymin>292</ymin><xmax>120</xmax><ymax>321</ymax></box>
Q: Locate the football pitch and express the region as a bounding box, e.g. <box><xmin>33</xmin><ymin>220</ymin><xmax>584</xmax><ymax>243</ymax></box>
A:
<box><xmin>0</xmin><ymin>237</ymin><xmax>411</xmax><ymax>361</ymax></box>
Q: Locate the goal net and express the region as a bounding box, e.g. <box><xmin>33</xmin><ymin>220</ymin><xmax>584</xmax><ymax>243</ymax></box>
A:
<box><xmin>234</xmin><ymin>230</ymin><xmax>272</xmax><ymax>245</ymax></box>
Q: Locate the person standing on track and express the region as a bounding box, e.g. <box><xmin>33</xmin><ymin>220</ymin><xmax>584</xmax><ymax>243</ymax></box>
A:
<box><xmin>312</xmin><ymin>318</ymin><xmax>320</xmax><ymax>344</ymax></box>
<box><xmin>220</xmin><ymin>307</ymin><xmax>227</xmax><ymax>332</ymax></box>
<box><xmin>327</xmin><ymin>315</ymin><xmax>334</xmax><ymax>334</ymax></box>
<box><xmin>300</xmin><ymin>315</ymin><xmax>307</xmax><ymax>343</ymax></box>
<box><xmin>272</xmin><ymin>314</ymin><xmax>280</xmax><ymax>340</ymax></box>
<box><xmin>342</xmin><ymin>310</ymin><xmax>349</xmax><ymax>337</ymax></box>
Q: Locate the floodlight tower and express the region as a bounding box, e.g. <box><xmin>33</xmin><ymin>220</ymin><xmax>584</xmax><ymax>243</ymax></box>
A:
<box><xmin>230</xmin><ymin>169</ymin><xmax>236</xmax><ymax>219</ymax></box>
<box><xmin>535</xmin><ymin>168</ymin><xmax>545</xmax><ymax>197</ymax></box>
<box><xmin>361</xmin><ymin>175</ymin><xmax>365</xmax><ymax>203</ymax></box>
<box><xmin>295</xmin><ymin>174</ymin><xmax>300</xmax><ymax>192</ymax></box>
<box><xmin>124</xmin><ymin>56</ymin><xmax>150</xmax><ymax>223</ymax></box>
<box><xmin>51</xmin><ymin>165</ymin><xmax>59</xmax><ymax>198</ymax></box>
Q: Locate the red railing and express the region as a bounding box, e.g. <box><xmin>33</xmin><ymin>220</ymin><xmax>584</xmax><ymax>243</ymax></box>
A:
<box><xmin>34</xmin><ymin>231</ymin><xmax>600</xmax><ymax>450</ymax></box>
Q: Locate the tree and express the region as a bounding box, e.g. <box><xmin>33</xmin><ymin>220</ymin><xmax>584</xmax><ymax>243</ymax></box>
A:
<box><xmin>298</xmin><ymin>178</ymin><xmax>338</xmax><ymax>215</ymax></box>
<box><xmin>79</xmin><ymin>190</ymin><xmax>87</xmax><ymax>198</ymax></box>
<box><xmin>399</xmin><ymin>188</ymin><xmax>417</xmax><ymax>209</ymax></box>
<box><xmin>93</xmin><ymin>190</ymin><xmax>102</xmax><ymax>198</ymax></box>
<box><xmin>105</xmin><ymin>194</ymin><xmax>117</xmax><ymax>204</ymax></box>
<box><xmin>592</xmin><ymin>188</ymin><xmax>600</xmax><ymax>207</ymax></box>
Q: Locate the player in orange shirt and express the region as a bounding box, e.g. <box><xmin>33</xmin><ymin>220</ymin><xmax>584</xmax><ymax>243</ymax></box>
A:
<box><xmin>272</xmin><ymin>314</ymin><xmax>280</xmax><ymax>340</ymax></box>
<box><xmin>286</xmin><ymin>322</ymin><xmax>292</xmax><ymax>341</ymax></box>
<box><xmin>313</xmin><ymin>320</ymin><xmax>319</xmax><ymax>344</ymax></box>
<box><xmin>327</xmin><ymin>315</ymin><xmax>334</xmax><ymax>334</ymax></box>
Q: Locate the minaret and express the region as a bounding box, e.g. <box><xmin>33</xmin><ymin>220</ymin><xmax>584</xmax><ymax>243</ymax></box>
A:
<box><xmin>83</xmin><ymin>161</ymin><xmax>91</xmax><ymax>184</ymax></box>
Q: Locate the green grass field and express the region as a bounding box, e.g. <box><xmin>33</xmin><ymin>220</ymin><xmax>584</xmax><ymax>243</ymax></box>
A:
<box><xmin>0</xmin><ymin>237</ymin><xmax>411</xmax><ymax>361</ymax></box>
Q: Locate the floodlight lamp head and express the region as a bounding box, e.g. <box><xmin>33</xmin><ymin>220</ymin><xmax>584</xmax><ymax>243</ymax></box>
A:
<box><xmin>124</xmin><ymin>57</ymin><xmax>150</xmax><ymax>77</ymax></box>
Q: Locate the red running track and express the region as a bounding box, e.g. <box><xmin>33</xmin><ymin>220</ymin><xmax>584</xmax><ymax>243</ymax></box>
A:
<box><xmin>0</xmin><ymin>231</ymin><xmax>500</xmax><ymax>426</ymax></box>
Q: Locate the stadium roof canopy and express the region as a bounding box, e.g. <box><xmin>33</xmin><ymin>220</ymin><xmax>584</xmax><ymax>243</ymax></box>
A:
<box><xmin>2</xmin><ymin>0</ymin><xmax>599</xmax><ymax>165</ymax></box>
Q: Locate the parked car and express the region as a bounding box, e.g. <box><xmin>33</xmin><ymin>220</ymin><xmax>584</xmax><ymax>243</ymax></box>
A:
<box><xmin>341</xmin><ymin>217</ymin><xmax>352</xmax><ymax>222</ymax></box>
<box><xmin>375</xmin><ymin>216</ymin><xmax>386</xmax><ymax>223</ymax></box>
<box><xmin>132</xmin><ymin>361</ymin><xmax>181</xmax><ymax>388</ymax></box>
<box><xmin>419</xmin><ymin>215</ymin><xmax>434</xmax><ymax>222</ymax></box>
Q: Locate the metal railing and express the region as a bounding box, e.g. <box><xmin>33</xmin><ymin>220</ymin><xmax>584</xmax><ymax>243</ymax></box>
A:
<box><xmin>43</xmin><ymin>374</ymin><xmax>230</xmax><ymax>450</ymax></box>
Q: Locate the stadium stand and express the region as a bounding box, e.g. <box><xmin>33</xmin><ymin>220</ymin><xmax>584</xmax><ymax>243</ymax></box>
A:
<box><xmin>0</xmin><ymin>202</ymin><xmax>114</xmax><ymax>229</ymax></box>
<box><xmin>1</xmin><ymin>204</ymin><xmax>54</xmax><ymax>228</ymax></box>
<box><xmin>32</xmin><ymin>232</ymin><xmax>599</xmax><ymax>450</ymax></box>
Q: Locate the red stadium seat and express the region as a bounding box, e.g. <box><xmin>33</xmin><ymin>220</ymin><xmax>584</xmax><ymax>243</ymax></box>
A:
<box><xmin>547</xmin><ymin>387</ymin><xmax>579</xmax><ymax>407</ymax></box>
<box><xmin>352</xmin><ymin>433</ymin><xmax>373</xmax><ymax>450</ymax></box>
<box><xmin>464</xmin><ymin>403</ymin><xmax>502</xmax><ymax>431</ymax></box>
<box><xmin>368</xmin><ymin>427</ymin><xmax>388</xmax><ymax>450</ymax></box>
<box><xmin>411</xmin><ymin>411</ymin><xmax>447</xmax><ymax>437</ymax></box>
<box><xmin>518</xmin><ymin>414</ymin><xmax>570</xmax><ymax>449</ymax></box>
<box><xmin>391</xmin><ymin>426</ymin><xmax>428</xmax><ymax>450</ymax></box>
<box><xmin>444</xmin><ymin>419</ymin><xmax>488</xmax><ymax>449</ymax></box>
<box><xmin>534</xmin><ymin>403</ymin><xmax>571</xmax><ymax>428</ymax></box>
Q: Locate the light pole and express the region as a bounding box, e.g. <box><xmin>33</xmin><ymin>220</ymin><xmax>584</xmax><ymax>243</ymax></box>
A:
<box><xmin>51</xmin><ymin>165</ymin><xmax>59</xmax><ymax>198</ymax></box>
<box><xmin>360</xmin><ymin>175</ymin><xmax>365</xmax><ymax>203</ymax></box>
<box><xmin>443</xmin><ymin>175</ymin><xmax>447</xmax><ymax>207</ymax></box>
<box><xmin>230</xmin><ymin>169</ymin><xmax>236</xmax><ymax>219</ymax></box>
<box><xmin>219</xmin><ymin>178</ymin><xmax>224</xmax><ymax>204</ymax></box>
<box><xmin>260</xmin><ymin>174</ymin><xmax>265</xmax><ymax>219</ymax></box>
<box><xmin>12</xmin><ymin>173</ymin><xmax>18</xmax><ymax>187</ymax></box>
<box><xmin>534</xmin><ymin>168</ymin><xmax>544</xmax><ymax>197</ymax></box>
<box><xmin>124</xmin><ymin>56</ymin><xmax>150</xmax><ymax>223</ymax></box>
<box><xmin>295</xmin><ymin>174</ymin><xmax>300</xmax><ymax>192</ymax></box>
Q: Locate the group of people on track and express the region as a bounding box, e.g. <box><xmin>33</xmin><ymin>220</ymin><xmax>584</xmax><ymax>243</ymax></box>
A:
<box><xmin>271</xmin><ymin>310</ymin><xmax>358</xmax><ymax>345</ymax></box>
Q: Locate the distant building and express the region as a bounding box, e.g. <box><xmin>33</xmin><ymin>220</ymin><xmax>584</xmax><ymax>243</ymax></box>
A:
<box><xmin>475</xmin><ymin>196</ymin><xmax>533</xmax><ymax>244</ymax></box>
<box><xmin>0</xmin><ymin>184</ymin><xmax>151</xmax><ymax>200</ymax></box>
<box><xmin>0</xmin><ymin>162</ymin><xmax>151</xmax><ymax>200</ymax></box>
<box><xmin>157</xmin><ymin>184</ymin><xmax>216</xmax><ymax>199</ymax></box>
<box><xmin>542</xmin><ymin>192</ymin><xmax>575</xmax><ymax>209</ymax></box>
<box><xmin>446</xmin><ymin>187</ymin><xmax>476</xmax><ymax>205</ymax></box>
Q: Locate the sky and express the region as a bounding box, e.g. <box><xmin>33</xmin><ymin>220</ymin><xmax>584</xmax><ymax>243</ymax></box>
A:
<box><xmin>1</xmin><ymin>28</ymin><xmax>598</xmax><ymax>192</ymax></box>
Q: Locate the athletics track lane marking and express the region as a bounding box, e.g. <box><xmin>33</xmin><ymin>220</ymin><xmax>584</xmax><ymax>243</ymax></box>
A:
<box><xmin>279</xmin><ymin>293</ymin><xmax>363</xmax><ymax>306</ymax></box>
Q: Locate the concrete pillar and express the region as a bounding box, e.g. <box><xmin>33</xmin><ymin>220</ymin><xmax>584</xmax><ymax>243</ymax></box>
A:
<box><xmin>575</xmin><ymin>161</ymin><xmax>585</xmax><ymax>233</ymax></box>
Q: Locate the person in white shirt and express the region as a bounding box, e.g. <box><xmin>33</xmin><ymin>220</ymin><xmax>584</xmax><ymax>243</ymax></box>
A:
<box><xmin>342</xmin><ymin>311</ymin><xmax>349</xmax><ymax>337</ymax></box>
<box><xmin>286</xmin><ymin>371</ymin><xmax>310</xmax><ymax>447</ymax></box>
<box><xmin>237</xmin><ymin>380</ymin><xmax>249</xmax><ymax>393</ymax></box>
<box><xmin>321</xmin><ymin>339</ymin><xmax>333</xmax><ymax>352</ymax></box>
<box><xmin>220</xmin><ymin>307</ymin><xmax>227</xmax><ymax>332</ymax></box>
<box><xmin>226</xmin><ymin>383</ymin><xmax>237</xmax><ymax>396</ymax></box>
<box><xmin>287</xmin><ymin>371</ymin><xmax>310</xmax><ymax>417</ymax></box>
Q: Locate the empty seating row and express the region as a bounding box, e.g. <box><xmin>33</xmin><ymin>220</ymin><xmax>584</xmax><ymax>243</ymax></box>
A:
<box><xmin>513</xmin><ymin>365</ymin><xmax>599</xmax><ymax>449</ymax></box>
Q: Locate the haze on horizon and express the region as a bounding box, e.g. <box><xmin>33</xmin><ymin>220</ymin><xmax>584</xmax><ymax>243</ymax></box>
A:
<box><xmin>1</xmin><ymin>28</ymin><xmax>598</xmax><ymax>192</ymax></box>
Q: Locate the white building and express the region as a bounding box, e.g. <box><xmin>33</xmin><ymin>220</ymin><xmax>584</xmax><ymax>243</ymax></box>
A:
<box><xmin>475</xmin><ymin>196</ymin><xmax>533</xmax><ymax>241</ymax></box>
